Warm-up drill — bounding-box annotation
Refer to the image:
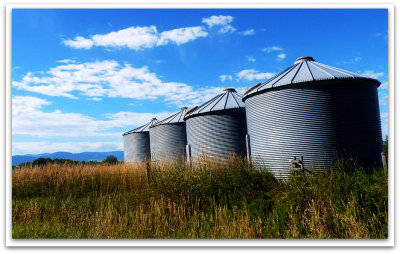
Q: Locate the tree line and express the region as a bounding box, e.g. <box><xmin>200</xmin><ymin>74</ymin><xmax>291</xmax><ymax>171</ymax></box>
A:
<box><xmin>14</xmin><ymin>155</ymin><xmax>119</xmax><ymax>168</ymax></box>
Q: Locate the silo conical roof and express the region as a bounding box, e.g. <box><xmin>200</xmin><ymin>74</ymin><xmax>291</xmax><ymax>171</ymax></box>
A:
<box><xmin>122</xmin><ymin>117</ymin><xmax>159</xmax><ymax>136</ymax></box>
<box><xmin>151</xmin><ymin>107</ymin><xmax>188</xmax><ymax>127</ymax></box>
<box><xmin>184</xmin><ymin>88</ymin><xmax>245</xmax><ymax>119</ymax></box>
<box><xmin>243</xmin><ymin>56</ymin><xmax>381</xmax><ymax>99</ymax></box>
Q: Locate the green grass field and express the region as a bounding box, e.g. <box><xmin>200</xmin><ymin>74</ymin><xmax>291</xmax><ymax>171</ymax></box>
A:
<box><xmin>12</xmin><ymin>158</ymin><xmax>388</xmax><ymax>239</ymax></box>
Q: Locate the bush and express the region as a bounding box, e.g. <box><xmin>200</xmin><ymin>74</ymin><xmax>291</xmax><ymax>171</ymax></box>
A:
<box><xmin>103</xmin><ymin>155</ymin><xmax>118</xmax><ymax>164</ymax></box>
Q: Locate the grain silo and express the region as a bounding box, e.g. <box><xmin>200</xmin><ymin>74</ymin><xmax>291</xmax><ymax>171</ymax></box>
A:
<box><xmin>122</xmin><ymin>118</ymin><xmax>159</xmax><ymax>163</ymax></box>
<box><xmin>242</xmin><ymin>56</ymin><xmax>383</xmax><ymax>178</ymax></box>
<box><xmin>149</xmin><ymin>107</ymin><xmax>188</xmax><ymax>162</ymax></box>
<box><xmin>184</xmin><ymin>88</ymin><xmax>247</xmax><ymax>161</ymax></box>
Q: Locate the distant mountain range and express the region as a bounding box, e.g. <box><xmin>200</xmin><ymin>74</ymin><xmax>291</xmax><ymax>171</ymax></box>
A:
<box><xmin>12</xmin><ymin>151</ymin><xmax>124</xmax><ymax>166</ymax></box>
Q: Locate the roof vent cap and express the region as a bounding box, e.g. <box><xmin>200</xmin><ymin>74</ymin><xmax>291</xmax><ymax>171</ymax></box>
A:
<box><xmin>294</xmin><ymin>56</ymin><xmax>315</xmax><ymax>64</ymax></box>
<box><xmin>223</xmin><ymin>88</ymin><xmax>236</xmax><ymax>92</ymax></box>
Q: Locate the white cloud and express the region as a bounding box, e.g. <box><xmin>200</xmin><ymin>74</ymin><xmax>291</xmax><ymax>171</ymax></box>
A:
<box><xmin>359</xmin><ymin>70</ymin><xmax>385</xmax><ymax>80</ymax></box>
<box><xmin>187</xmin><ymin>86</ymin><xmax>247</xmax><ymax>107</ymax></box>
<box><xmin>91</xmin><ymin>26</ymin><xmax>159</xmax><ymax>50</ymax></box>
<box><xmin>64</xmin><ymin>15</ymin><xmax>243</xmax><ymax>51</ymax></box>
<box><xmin>56</xmin><ymin>59</ymin><xmax>77</xmax><ymax>64</ymax></box>
<box><xmin>239</xmin><ymin>29</ymin><xmax>255</xmax><ymax>36</ymax></box>
<box><xmin>246</xmin><ymin>56</ymin><xmax>256</xmax><ymax>62</ymax></box>
<box><xmin>12</xmin><ymin>141</ymin><xmax>123</xmax><ymax>155</ymax></box>
<box><xmin>202</xmin><ymin>15</ymin><xmax>233</xmax><ymax>28</ymax></box>
<box><xmin>379</xmin><ymin>93</ymin><xmax>388</xmax><ymax>106</ymax></box>
<box><xmin>201</xmin><ymin>15</ymin><xmax>236</xmax><ymax>34</ymax></box>
<box><xmin>63</xmin><ymin>25</ymin><xmax>208</xmax><ymax>51</ymax></box>
<box><xmin>158</xmin><ymin>26</ymin><xmax>208</xmax><ymax>45</ymax></box>
<box><xmin>63</xmin><ymin>36</ymin><xmax>94</xmax><ymax>49</ymax></box>
<box><xmin>340</xmin><ymin>57</ymin><xmax>361</xmax><ymax>65</ymax></box>
<box><xmin>89</xmin><ymin>97</ymin><xmax>102</xmax><ymax>101</ymax></box>
<box><xmin>13</xmin><ymin>59</ymin><xmax>252</xmax><ymax>109</ymax></box>
<box><xmin>12</xmin><ymin>96</ymin><xmax>174</xmax><ymax>138</ymax></box>
<box><xmin>262</xmin><ymin>46</ymin><xmax>283</xmax><ymax>53</ymax></box>
<box><xmin>219</xmin><ymin>75</ymin><xmax>233</xmax><ymax>82</ymax></box>
<box><xmin>277</xmin><ymin>53</ymin><xmax>286</xmax><ymax>60</ymax></box>
<box><xmin>380</xmin><ymin>111</ymin><xmax>388</xmax><ymax>139</ymax></box>
<box><xmin>13</xmin><ymin>60</ymin><xmax>200</xmax><ymax>105</ymax></box>
<box><xmin>379</xmin><ymin>81</ymin><xmax>388</xmax><ymax>90</ymax></box>
<box><xmin>236</xmin><ymin>69</ymin><xmax>275</xmax><ymax>81</ymax></box>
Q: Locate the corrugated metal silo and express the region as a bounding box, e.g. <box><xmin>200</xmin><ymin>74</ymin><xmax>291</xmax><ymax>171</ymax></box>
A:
<box><xmin>184</xmin><ymin>88</ymin><xmax>247</xmax><ymax>161</ymax></box>
<box><xmin>243</xmin><ymin>56</ymin><xmax>383</xmax><ymax>178</ymax></box>
<box><xmin>122</xmin><ymin>118</ymin><xmax>159</xmax><ymax>163</ymax></box>
<box><xmin>149</xmin><ymin>107</ymin><xmax>188</xmax><ymax>162</ymax></box>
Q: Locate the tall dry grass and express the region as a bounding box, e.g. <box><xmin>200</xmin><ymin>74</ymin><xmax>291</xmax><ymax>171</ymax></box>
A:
<box><xmin>12</xmin><ymin>158</ymin><xmax>388</xmax><ymax>239</ymax></box>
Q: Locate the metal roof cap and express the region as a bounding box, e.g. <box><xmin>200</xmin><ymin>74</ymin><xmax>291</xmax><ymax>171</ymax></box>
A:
<box><xmin>294</xmin><ymin>56</ymin><xmax>315</xmax><ymax>64</ymax></box>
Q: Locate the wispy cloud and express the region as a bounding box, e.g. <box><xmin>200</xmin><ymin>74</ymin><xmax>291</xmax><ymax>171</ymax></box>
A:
<box><xmin>340</xmin><ymin>57</ymin><xmax>361</xmax><ymax>65</ymax></box>
<box><xmin>239</xmin><ymin>29</ymin><xmax>255</xmax><ymax>36</ymax></box>
<box><xmin>13</xmin><ymin>60</ymin><xmax>196</xmax><ymax>103</ymax></box>
<box><xmin>236</xmin><ymin>69</ymin><xmax>275</xmax><ymax>81</ymax></box>
<box><xmin>262</xmin><ymin>46</ymin><xmax>283</xmax><ymax>53</ymax></box>
<box><xmin>64</xmin><ymin>15</ymin><xmax>239</xmax><ymax>51</ymax></box>
<box><xmin>12</xmin><ymin>141</ymin><xmax>124</xmax><ymax>155</ymax></box>
<box><xmin>372</xmin><ymin>30</ymin><xmax>388</xmax><ymax>40</ymax></box>
<box><xmin>63</xmin><ymin>26</ymin><xmax>208</xmax><ymax>50</ymax></box>
<box><xmin>379</xmin><ymin>81</ymin><xmax>388</xmax><ymax>90</ymax></box>
<box><xmin>201</xmin><ymin>15</ymin><xmax>236</xmax><ymax>34</ymax></box>
<box><xmin>359</xmin><ymin>70</ymin><xmax>385</xmax><ymax>80</ymax></box>
<box><xmin>12</xmin><ymin>60</ymin><xmax>249</xmax><ymax>108</ymax></box>
<box><xmin>246</xmin><ymin>56</ymin><xmax>256</xmax><ymax>62</ymax></box>
<box><xmin>56</xmin><ymin>59</ymin><xmax>77</xmax><ymax>64</ymax></box>
<box><xmin>64</xmin><ymin>36</ymin><xmax>94</xmax><ymax>49</ymax></box>
<box><xmin>277</xmin><ymin>53</ymin><xmax>286</xmax><ymax>61</ymax></box>
<box><xmin>12</xmin><ymin>95</ymin><xmax>174</xmax><ymax>138</ymax></box>
<box><xmin>263</xmin><ymin>46</ymin><xmax>286</xmax><ymax>61</ymax></box>
<box><xmin>219</xmin><ymin>74</ymin><xmax>233</xmax><ymax>82</ymax></box>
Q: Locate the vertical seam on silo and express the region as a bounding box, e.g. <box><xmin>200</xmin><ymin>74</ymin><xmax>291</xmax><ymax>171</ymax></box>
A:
<box><xmin>310</xmin><ymin>62</ymin><xmax>336</xmax><ymax>79</ymax></box>
<box><xmin>305</xmin><ymin>61</ymin><xmax>315</xmax><ymax>81</ymax></box>
<box><xmin>223</xmin><ymin>92</ymin><xmax>230</xmax><ymax>109</ymax></box>
<box><xmin>259</xmin><ymin>64</ymin><xmax>298</xmax><ymax>91</ymax></box>
<box><xmin>231</xmin><ymin>93</ymin><xmax>241</xmax><ymax>107</ymax></box>
<box><xmin>198</xmin><ymin>94</ymin><xmax>220</xmax><ymax>114</ymax></box>
<box><xmin>211</xmin><ymin>93</ymin><xmax>227</xmax><ymax>111</ymax></box>
<box><xmin>290</xmin><ymin>62</ymin><xmax>303</xmax><ymax>84</ymax></box>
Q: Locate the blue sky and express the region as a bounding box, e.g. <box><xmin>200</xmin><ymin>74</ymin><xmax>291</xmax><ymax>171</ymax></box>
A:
<box><xmin>12</xmin><ymin>8</ymin><xmax>388</xmax><ymax>155</ymax></box>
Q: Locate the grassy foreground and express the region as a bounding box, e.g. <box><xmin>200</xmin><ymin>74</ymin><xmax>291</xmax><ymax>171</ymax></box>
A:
<box><xmin>12</xmin><ymin>158</ymin><xmax>388</xmax><ymax>239</ymax></box>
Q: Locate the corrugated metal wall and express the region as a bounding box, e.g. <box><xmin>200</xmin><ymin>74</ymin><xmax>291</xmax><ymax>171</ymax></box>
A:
<box><xmin>149</xmin><ymin>122</ymin><xmax>187</xmax><ymax>162</ymax></box>
<box><xmin>186</xmin><ymin>110</ymin><xmax>247</xmax><ymax>161</ymax></box>
<box><xmin>245</xmin><ymin>80</ymin><xmax>382</xmax><ymax>178</ymax></box>
<box><xmin>123</xmin><ymin>132</ymin><xmax>150</xmax><ymax>163</ymax></box>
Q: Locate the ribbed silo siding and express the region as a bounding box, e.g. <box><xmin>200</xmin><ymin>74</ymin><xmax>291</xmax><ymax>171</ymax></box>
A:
<box><xmin>334</xmin><ymin>82</ymin><xmax>383</xmax><ymax>167</ymax></box>
<box><xmin>186</xmin><ymin>111</ymin><xmax>247</xmax><ymax>160</ymax></box>
<box><xmin>123</xmin><ymin>132</ymin><xmax>150</xmax><ymax>163</ymax></box>
<box><xmin>149</xmin><ymin>123</ymin><xmax>187</xmax><ymax>162</ymax></box>
<box><xmin>245</xmin><ymin>82</ymin><xmax>382</xmax><ymax>178</ymax></box>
